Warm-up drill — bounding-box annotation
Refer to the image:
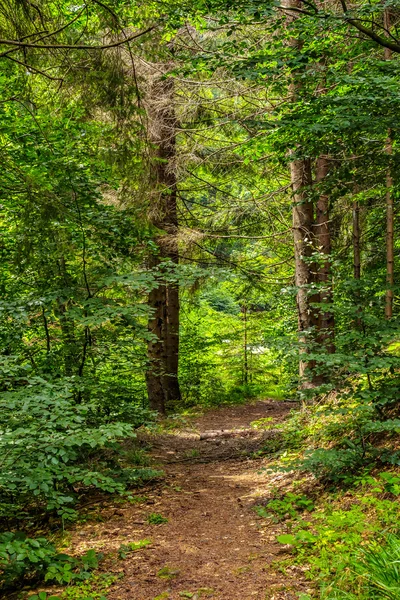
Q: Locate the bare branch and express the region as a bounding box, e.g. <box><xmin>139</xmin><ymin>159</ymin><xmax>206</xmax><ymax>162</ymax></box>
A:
<box><xmin>0</xmin><ymin>25</ymin><xmax>156</xmax><ymax>55</ymax></box>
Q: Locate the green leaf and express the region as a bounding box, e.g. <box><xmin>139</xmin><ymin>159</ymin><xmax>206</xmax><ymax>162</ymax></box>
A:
<box><xmin>276</xmin><ymin>534</ymin><xmax>296</xmax><ymax>545</ymax></box>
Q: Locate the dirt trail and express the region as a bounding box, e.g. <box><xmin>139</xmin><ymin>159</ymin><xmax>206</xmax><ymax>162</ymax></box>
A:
<box><xmin>72</xmin><ymin>400</ymin><xmax>306</xmax><ymax>600</ymax></box>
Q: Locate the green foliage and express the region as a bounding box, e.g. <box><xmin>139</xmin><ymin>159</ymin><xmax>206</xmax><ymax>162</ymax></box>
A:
<box><xmin>0</xmin><ymin>377</ymin><xmax>160</xmax><ymax>522</ymax></box>
<box><xmin>254</xmin><ymin>493</ymin><xmax>314</xmax><ymax>522</ymax></box>
<box><xmin>57</xmin><ymin>572</ymin><xmax>118</xmax><ymax>600</ymax></box>
<box><xmin>0</xmin><ymin>532</ymin><xmax>101</xmax><ymax>591</ymax></box>
<box><xmin>3</xmin><ymin>1</ymin><xmax>400</xmax><ymax>599</ymax></box>
<box><xmin>147</xmin><ymin>513</ymin><xmax>169</xmax><ymax>525</ymax></box>
<box><xmin>271</xmin><ymin>474</ymin><xmax>400</xmax><ymax>598</ymax></box>
<box><xmin>356</xmin><ymin>535</ymin><xmax>400</xmax><ymax>600</ymax></box>
<box><xmin>179</xmin><ymin>290</ymin><xmax>288</xmax><ymax>408</ymax></box>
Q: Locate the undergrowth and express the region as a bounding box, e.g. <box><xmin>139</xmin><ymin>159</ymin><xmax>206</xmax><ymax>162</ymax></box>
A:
<box><xmin>262</xmin><ymin>386</ymin><xmax>400</xmax><ymax>598</ymax></box>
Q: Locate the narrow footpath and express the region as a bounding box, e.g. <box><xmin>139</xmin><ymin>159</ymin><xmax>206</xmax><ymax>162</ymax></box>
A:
<box><xmin>71</xmin><ymin>400</ymin><xmax>308</xmax><ymax>600</ymax></box>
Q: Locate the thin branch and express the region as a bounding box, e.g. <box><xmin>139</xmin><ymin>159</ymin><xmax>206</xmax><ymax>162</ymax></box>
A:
<box><xmin>6</xmin><ymin>54</ymin><xmax>63</xmax><ymax>81</ymax></box>
<box><xmin>0</xmin><ymin>25</ymin><xmax>156</xmax><ymax>55</ymax></box>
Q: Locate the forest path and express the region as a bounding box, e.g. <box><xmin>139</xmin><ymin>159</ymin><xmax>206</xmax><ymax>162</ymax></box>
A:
<box><xmin>73</xmin><ymin>400</ymin><xmax>306</xmax><ymax>600</ymax></box>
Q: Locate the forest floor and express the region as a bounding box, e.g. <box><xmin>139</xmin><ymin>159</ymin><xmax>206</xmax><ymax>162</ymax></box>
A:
<box><xmin>65</xmin><ymin>400</ymin><xmax>310</xmax><ymax>600</ymax></box>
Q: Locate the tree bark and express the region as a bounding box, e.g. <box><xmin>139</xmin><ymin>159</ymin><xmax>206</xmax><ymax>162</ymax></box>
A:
<box><xmin>353</xmin><ymin>201</ymin><xmax>361</xmax><ymax>281</ymax></box>
<box><xmin>146</xmin><ymin>251</ymin><xmax>167</xmax><ymax>414</ymax></box>
<box><xmin>291</xmin><ymin>157</ymin><xmax>314</xmax><ymax>379</ymax></box>
<box><xmin>242</xmin><ymin>305</ymin><xmax>249</xmax><ymax>385</ymax></box>
<box><xmin>283</xmin><ymin>0</ymin><xmax>316</xmax><ymax>382</ymax></box>
<box><xmin>146</xmin><ymin>71</ymin><xmax>181</xmax><ymax>413</ymax></box>
<box><xmin>386</xmin><ymin>158</ymin><xmax>394</xmax><ymax>318</ymax></box>
<box><xmin>352</xmin><ymin>199</ymin><xmax>362</xmax><ymax>328</ymax></box>
<box><xmin>314</xmin><ymin>156</ymin><xmax>335</xmax><ymax>353</ymax></box>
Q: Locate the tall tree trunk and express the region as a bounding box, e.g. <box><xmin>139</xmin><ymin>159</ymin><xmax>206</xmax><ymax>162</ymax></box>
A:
<box><xmin>353</xmin><ymin>201</ymin><xmax>361</xmax><ymax>281</ymax></box>
<box><xmin>384</xmin><ymin>9</ymin><xmax>394</xmax><ymax>319</ymax></box>
<box><xmin>163</xmin><ymin>270</ymin><xmax>181</xmax><ymax>407</ymax></box>
<box><xmin>242</xmin><ymin>305</ymin><xmax>248</xmax><ymax>385</ymax></box>
<box><xmin>386</xmin><ymin>157</ymin><xmax>394</xmax><ymax>318</ymax></box>
<box><xmin>352</xmin><ymin>198</ymin><xmax>362</xmax><ymax>328</ymax></box>
<box><xmin>146</xmin><ymin>251</ymin><xmax>167</xmax><ymax>414</ymax></box>
<box><xmin>283</xmin><ymin>0</ymin><xmax>316</xmax><ymax>383</ymax></box>
<box><xmin>291</xmin><ymin>157</ymin><xmax>315</xmax><ymax>380</ymax></box>
<box><xmin>146</xmin><ymin>71</ymin><xmax>181</xmax><ymax>413</ymax></box>
<box><xmin>57</xmin><ymin>255</ymin><xmax>77</xmax><ymax>378</ymax></box>
<box><xmin>314</xmin><ymin>156</ymin><xmax>335</xmax><ymax>353</ymax></box>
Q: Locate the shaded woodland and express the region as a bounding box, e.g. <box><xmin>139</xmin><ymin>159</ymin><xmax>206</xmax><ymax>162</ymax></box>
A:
<box><xmin>1</xmin><ymin>1</ymin><xmax>400</xmax><ymax>598</ymax></box>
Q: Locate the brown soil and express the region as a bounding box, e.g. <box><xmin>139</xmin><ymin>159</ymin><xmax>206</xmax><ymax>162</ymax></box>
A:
<box><xmin>70</xmin><ymin>400</ymin><xmax>309</xmax><ymax>600</ymax></box>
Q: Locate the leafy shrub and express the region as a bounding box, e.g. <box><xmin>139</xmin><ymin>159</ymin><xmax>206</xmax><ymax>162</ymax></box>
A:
<box><xmin>274</xmin><ymin>480</ymin><xmax>400</xmax><ymax>599</ymax></box>
<box><xmin>0</xmin><ymin>532</ymin><xmax>101</xmax><ymax>590</ymax></box>
<box><xmin>254</xmin><ymin>493</ymin><xmax>314</xmax><ymax>522</ymax></box>
<box><xmin>0</xmin><ymin>378</ymin><xmax>159</xmax><ymax>521</ymax></box>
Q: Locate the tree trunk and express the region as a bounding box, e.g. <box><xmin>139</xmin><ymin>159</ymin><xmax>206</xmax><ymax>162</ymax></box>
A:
<box><xmin>352</xmin><ymin>199</ymin><xmax>362</xmax><ymax>328</ymax></box>
<box><xmin>291</xmin><ymin>158</ymin><xmax>314</xmax><ymax>380</ymax></box>
<box><xmin>242</xmin><ymin>305</ymin><xmax>248</xmax><ymax>385</ymax></box>
<box><xmin>283</xmin><ymin>0</ymin><xmax>316</xmax><ymax>382</ymax></box>
<box><xmin>146</xmin><ymin>71</ymin><xmax>181</xmax><ymax>413</ymax></box>
<box><xmin>314</xmin><ymin>156</ymin><xmax>335</xmax><ymax>353</ymax></box>
<box><xmin>146</xmin><ymin>251</ymin><xmax>167</xmax><ymax>414</ymax></box>
<box><xmin>353</xmin><ymin>201</ymin><xmax>361</xmax><ymax>281</ymax></box>
<box><xmin>386</xmin><ymin>159</ymin><xmax>394</xmax><ymax>318</ymax></box>
<box><xmin>163</xmin><ymin>275</ymin><xmax>181</xmax><ymax>407</ymax></box>
<box><xmin>384</xmin><ymin>9</ymin><xmax>394</xmax><ymax>319</ymax></box>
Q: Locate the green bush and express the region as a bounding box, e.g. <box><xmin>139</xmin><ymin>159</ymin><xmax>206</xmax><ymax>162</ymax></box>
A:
<box><xmin>0</xmin><ymin>532</ymin><xmax>101</xmax><ymax>590</ymax></box>
<box><xmin>0</xmin><ymin>378</ymin><xmax>161</xmax><ymax>522</ymax></box>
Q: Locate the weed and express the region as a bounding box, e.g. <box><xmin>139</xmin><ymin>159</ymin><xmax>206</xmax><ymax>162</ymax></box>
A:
<box><xmin>251</xmin><ymin>417</ymin><xmax>274</xmax><ymax>429</ymax></box>
<box><xmin>157</xmin><ymin>566</ymin><xmax>180</xmax><ymax>579</ymax></box>
<box><xmin>124</xmin><ymin>448</ymin><xmax>151</xmax><ymax>467</ymax></box>
<box><xmin>273</xmin><ymin>476</ymin><xmax>400</xmax><ymax>599</ymax></box>
<box><xmin>254</xmin><ymin>493</ymin><xmax>314</xmax><ymax>522</ymax></box>
<box><xmin>28</xmin><ymin>573</ymin><xmax>119</xmax><ymax>600</ymax></box>
<box><xmin>126</xmin><ymin>494</ymin><xmax>149</xmax><ymax>504</ymax></box>
<box><xmin>118</xmin><ymin>539</ymin><xmax>151</xmax><ymax>559</ymax></box>
<box><xmin>61</xmin><ymin>573</ymin><xmax>118</xmax><ymax>599</ymax></box>
<box><xmin>147</xmin><ymin>512</ymin><xmax>168</xmax><ymax>525</ymax></box>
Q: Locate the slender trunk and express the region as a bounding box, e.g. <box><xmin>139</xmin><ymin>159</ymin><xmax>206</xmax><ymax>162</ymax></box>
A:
<box><xmin>163</xmin><ymin>273</ymin><xmax>181</xmax><ymax>407</ymax></box>
<box><xmin>353</xmin><ymin>201</ymin><xmax>361</xmax><ymax>280</ymax></box>
<box><xmin>57</xmin><ymin>256</ymin><xmax>76</xmax><ymax>378</ymax></box>
<box><xmin>352</xmin><ymin>199</ymin><xmax>362</xmax><ymax>329</ymax></box>
<box><xmin>291</xmin><ymin>157</ymin><xmax>314</xmax><ymax>379</ymax></box>
<box><xmin>315</xmin><ymin>156</ymin><xmax>335</xmax><ymax>353</ymax></box>
<box><xmin>146</xmin><ymin>71</ymin><xmax>181</xmax><ymax>412</ymax></box>
<box><xmin>386</xmin><ymin>161</ymin><xmax>394</xmax><ymax>318</ymax></box>
<box><xmin>283</xmin><ymin>0</ymin><xmax>316</xmax><ymax>382</ymax></box>
<box><xmin>242</xmin><ymin>305</ymin><xmax>248</xmax><ymax>385</ymax></box>
<box><xmin>146</xmin><ymin>251</ymin><xmax>167</xmax><ymax>414</ymax></box>
<box><xmin>384</xmin><ymin>9</ymin><xmax>394</xmax><ymax>319</ymax></box>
